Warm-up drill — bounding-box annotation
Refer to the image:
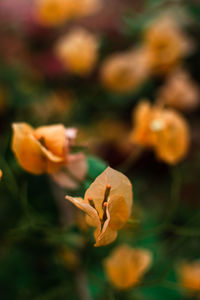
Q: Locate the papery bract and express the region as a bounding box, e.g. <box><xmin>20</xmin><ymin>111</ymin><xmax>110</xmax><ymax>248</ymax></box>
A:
<box><xmin>35</xmin><ymin>0</ymin><xmax>74</xmax><ymax>26</ymax></box>
<box><xmin>158</xmin><ymin>69</ymin><xmax>200</xmax><ymax>111</ymax></box>
<box><xmin>104</xmin><ymin>245</ymin><xmax>152</xmax><ymax>289</ymax></box>
<box><xmin>143</xmin><ymin>17</ymin><xmax>192</xmax><ymax>75</ymax></box>
<box><xmin>12</xmin><ymin>123</ymin><xmax>67</xmax><ymax>174</ymax></box>
<box><xmin>178</xmin><ymin>261</ymin><xmax>200</xmax><ymax>295</ymax></box>
<box><xmin>66</xmin><ymin>167</ymin><xmax>133</xmax><ymax>247</ymax></box>
<box><xmin>130</xmin><ymin>101</ymin><xmax>190</xmax><ymax>164</ymax></box>
<box><xmin>100</xmin><ymin>47</ymin><xmax>150</xmax><ymax>93</ymax></box>
<box><xmin>55</xmin><ymin>28</ymin><xmax>98</xmax><ymax>76</ymax></box>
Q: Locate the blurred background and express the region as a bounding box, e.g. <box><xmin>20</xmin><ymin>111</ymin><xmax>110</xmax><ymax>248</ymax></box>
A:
<box><xmin>0</xmin><ymin>0</ymin><xmax>200</xmax><ymax>299</ymax></box>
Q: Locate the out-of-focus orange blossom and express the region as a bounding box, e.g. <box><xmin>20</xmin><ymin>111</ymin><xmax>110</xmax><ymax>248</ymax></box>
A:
<box><xmin>12</xmin><ymin>123</ymin><xmax>87</xmax><ymax>189</ymax></box>
<box><xmin>55</xmin><ymin>28</ymin><xmax>99</xmax><ymax>76</ymax></box>
<box><xmin>35</xmin><ymin>0</ymin><xmax>75</xmax><ymax>26</ymax></box>
<box><xmin>130</xmin><ymin>100</ymin><xmax>190</xmax><ymax>164</ymax></box>
<box><xmin>143</xmin><ymin>17</ymin><xmax>192</xmax><ymax>75</ymax></box>
<box><xmin>104</xmin><ymin>245</ymin><xmax>152</xmax><ymax>290</ymax></box>
<box><xmin>157</xmin><ymin>69</ymin><xmax>200</xmax><ymax>111</ymax></box>
<box><xmin>71</xmin><ymin>0</ymin><xmax>102</xmax><ymax>17</ymax></box>
<box><xmin>178</xmin><ymin>261</ymin><xmax>200</xmax><ymax>296</ymax></box>
<box><xmin>100</xmin><ymin>47</ymin><xmax>150</xmax><ymax>93</ymax></box>
<box><xmin>35</xmin><ymin>0</ymin><xmax>102</xmax><ymax>26</ymax></box>
<box><xmin>0</xmin><ymin>169</ymin><xmax>3</xmax><ymax>180</ymax></box>
<box><xmin>66</xmin><ymin>167</ymin><xmax>133</xmax><ymax>247</ymax></box>
<box><xmin>12</xmin><ymin>123</ymin><xmax>68</xmax><ymax>174</ymax></box>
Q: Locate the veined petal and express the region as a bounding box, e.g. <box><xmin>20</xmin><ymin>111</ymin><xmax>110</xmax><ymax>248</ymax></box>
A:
<box><xmin>66</xmin><ymin>196</ymin><xmax>100</xmax><ymax>228</ymax></box>
<box><xmin>84</xmin><ymin>167</ymin><xmax>133</xmax><ymax>216</ymax></box>
<box><xmin>94</xmin><ymin>225</ymin><xmax>117</xmax><ymax>247</ymax></box>
<box><xmin>34</xmin><ymin>124</ymin><xmax>67</xmax><ymax>158</ymax></box>
<box><xmin>108</xmin><ymin>195</ymin><xmax>130</xmax><ymax>230</ymax></box>
<box><xmin>12</xmin><ymin>123</ymin><xmax>46</xmax><ymax>174</ymax></box>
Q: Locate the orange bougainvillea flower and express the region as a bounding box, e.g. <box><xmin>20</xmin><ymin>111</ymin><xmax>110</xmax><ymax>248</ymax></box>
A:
<box><xmin>12</xmin><ymin>123</ymin><xmax>87</xmax><ymax>188</ymax></box>
<box><xmin>35</xmin><ymin>0</ymin><xmax>75</xmax><ymax>26</ymax></box>
<box><xmin>104</xmin><ymin>245</ymin><xmax>152</xmax><ymax>290</ymax></box>
<box><xmin>71</xmin><ymin>0</ymin><xmax>102</xmax><ymax>17</ymax></box>
<box><xmin>130</xmin><ymin>100</ymin><xmax>190</xmax><ymax>164</ymax></box>
<box><xmin>66</xmin><ymin>167</ymin><xmax>133</xmax><ymax>247</ymax></box>
<box><xmin>178</xmin><ymin>261</ymin><xmax>200</xmax><ymax>296</ymax></box>
<box><xmin>157</xmin><ymin>69</ymin><xmax>200</xmax><ymax>112</ymax></box>
<box><xmin>55</xmin><ymin>28</ymin><xmax>99</xmax><ymax>76</ymax></box>
<box><xmin>35</xmin><ymin>0</ymin><xmax>102</xmax><ymax>26</ymax></box>
<box><xmin>100</xmin><ymin>47</ymin><xmax>150</xmax><ymax>93</ymax></box>
<box><xmin>144</xmin><ymin>17</ymin><xmax>192</xmax><ymax>75</ymax></box>
<box><xmin>12</xmin><ymin>123</ymin><xmax>67</xmax><ymax>174</ymax></box>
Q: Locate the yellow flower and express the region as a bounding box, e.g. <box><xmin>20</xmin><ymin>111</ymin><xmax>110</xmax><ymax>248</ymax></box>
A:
<box><xmin>100</xmin><ymin>47</ymin><xmax>150</xmax><ymax>93</ymax></box>
<box><xmin>157</xmin><ymin>69</ymin><xmax>200</xmax><ymax>111</ymax></box>
<box><xmin>12</xmin><ymin>123</ymin><xmax>67</xmax><ymax>174</ymax></box>
<box><xmin>144</xmin><ymin>17</ymin><xmax>192</xmax><ymax>75</ymax></box>
<box><xmin>55</xmin><ymin>28</ymin><xmax>98</xmax><ymax>76</ymax></box>
<box><xmin>178</xmin><ymin>261</ymin><xmax>200</xmax><ymax>296</ymax></box>
<box><xmin>35</xmin><ymin>0</ymin><xmax>75</xmax><ymax>26</ymax></box>
<box><xmin>104</xmin><ymin>245</ymin><xmax>152</xmax><ymax>290</ymax></box>
<box><xmin>130</xmin><ymin>101</ymin><xmax>190</xmax><ymax>164</ymax></box>
<box><xmin>66</xmin><ymin>167</ymin><xmax>133</xmax><ymax>247</ymax></box>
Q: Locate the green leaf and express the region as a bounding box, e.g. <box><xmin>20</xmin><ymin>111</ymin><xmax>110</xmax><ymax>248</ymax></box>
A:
<box><xmin>87</xmin><ymin>155</ymin><xmax>107</xmax><ymax>180</ymax></box>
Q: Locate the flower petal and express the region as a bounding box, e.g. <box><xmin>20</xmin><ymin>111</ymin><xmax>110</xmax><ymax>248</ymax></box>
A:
<box><xmin>66</xmin><ymin>196</ymin><xmax>100</xmax><ymax>228</ymax></box>
<box><xmin>12</xmin><ymin>123</ymin><xmax>46</xmax><ymax>174</ymax></box>
<box><xmin>108</xmin><ymin>195</ymin><xmax>129</xmax><ymax>230</ymax></box>
<box><xmin>34</xmin><ymin>124</ymin><xmax>67</xmax><ymax>158</ymax></box>
<box><xmin>51</xmin><ymin>153</ymin><xmax>87</xmax><ymax>189</ymax></box>
<box><xmin>84</xmin><ymin>167</ymin><xmax>133</xmax><ymax>217</ymax></box>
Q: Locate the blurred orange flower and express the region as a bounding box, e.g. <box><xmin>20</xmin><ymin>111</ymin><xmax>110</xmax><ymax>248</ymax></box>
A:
<box><xmin>104</xmin><ymin>245</ymin><xmax>152</xmax><ymax>290</ymax></box>
<box><xmin>71</xmin><ymin>0</ymin><xmax>102</xmax><ymax>17</ymax></box>
<box><xmin>12</xmin><ymin>123</ymin><xmax>87</xmax><ymax>188</ymax></box>
<box><xmin>35</xmin><ymin>0</ymin><xmax>74</xmax><ymax>26</ymax></box>
<box><xmin>178</xmin><ymin>261</ymin><xmax>200</xmax><ymax>296</ymax></box>
<box><xmin>157</xmin><ymin>69</ymin><xmax>200</xmax><ymax>111</ymax></box>
<box><xmin>66</xmin><ymin>167</ymin><xmax>133</xmax><ymax>247</ymax></box>
<box><xmin>144</xmin><ymin>17</ymin><xmax>192</xmax><ymax>75</ymax></box>
<box><xmin>35</xmin><ymin>0</ymin><xmax>102</xmax><ymax>26</ymax></box>
<box><xmin>12</xmin><ymin>123</ymin><xmax>67</xmax><ymax>174</ymax></box>
<box><xmin>55</xmin><ymin>28</ymin><xmax>99</xmax><ymax>76</ymax></box>
<box><xmin>100</xmin><ymin>47</ymin><xmax>150</xmax><ymax>93</ymax></box>
<box><xmin>130</xmin><ymin>101</ymin><xmax>190</xmax><ymax>164</ymax></box>
<box><xmin>0</xmin><ymin>169</ymin><xmax>2</xmax><ymax>180</ymax></box>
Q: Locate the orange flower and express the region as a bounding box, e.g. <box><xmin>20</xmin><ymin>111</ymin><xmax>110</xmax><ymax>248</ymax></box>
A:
<box><xmin>35</xmin><ymin>0</ymin><xmax>75</xmax><ymax>26</ymax></box>
<box><xmin>100</xmin><ymin>47</ymin><xmax>150</xmax><ymax>93</ymax></box>
<box><xmin>0</xmin><ymin>169</ymin><xmax>2</xmax><ymax>180</ymax></box>
<box><xmin>55</xmin><ymin>28</ymin><xmax>98</xmax><ymax>76</ymax></box>
<box><xmin>144</xmin><ymin>17</ymin><xmax>192</xmax><ymax>75</ymax></box>
<box><xmin>130</xmin><ymin>101</ymin><xmax>190</xmax><ymax>164</ymax></box>
<box><xmin>12</xmin><ymin>123</ymin><xmax>87</xmax><ymax>188</ymax></box>
<box><xmin>66</xmin><ymin>167</ymin><xmax>133</xmax><ymax>247</ymax></box>
<box><xmin>71</xmin><ymin>0</ymin><xmax>102</xmax><ymax>17</ymax></box>
<box><xmin>178</xmin><ymin>261</ymin><xmax>200</xmax><ymax>296</ymax></box>
<box><xmin>12</xmin><ymin>123</ymin><xmax>68</xmax><ymax>174</ymax></box>
<box><xmin>157</xmin><ymin>69</ymin><xmax>200</xmax><ymax>111</ymax></box>
<box><xmin>104</xmin><ymin>245</ymin><xmax>152</xmax><ymax>290</ymax></box>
